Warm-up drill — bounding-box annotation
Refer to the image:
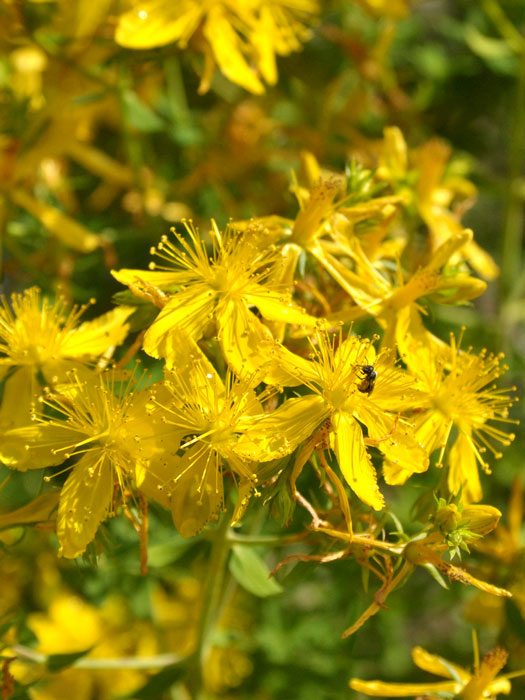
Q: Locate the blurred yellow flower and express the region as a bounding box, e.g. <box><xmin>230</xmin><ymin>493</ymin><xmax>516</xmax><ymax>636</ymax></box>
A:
<box><xmin>350</xmin><ymin>645</ymin><xmax>517</xmax><ymax>698</ymax></box>
<box><xmin>19</xmin><ymin>592</ymin><xmax>155</xmax><ymax>700</ymax></box>
<box><xmin>356</xmin><ymin>0</ymin><xmax>409</xmax><ymax>19</ymax></box>
<box><xmin>377</xmin><ymin>126</ymin><xmax>499</xmax><ymax>280</ymax></box>
<box><xmin>115</xmin><ymin>0</ymin><xmax>319</xmax><ymax>94</ymax></box>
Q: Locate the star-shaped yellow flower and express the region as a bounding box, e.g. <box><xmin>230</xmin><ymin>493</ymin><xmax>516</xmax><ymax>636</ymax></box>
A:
<box><xmin>239</xmin><ymin>330</ymin><xmax>427</xmax><ymax>510</ymax></box>
<box><xmin>3</xmin><ymin>368</ymin><xmax>164</xmax><ymax>558</ymax></box>
<box><xmin>402</xmin><ymin>331</ymin><xmax>518</xmax><ymax>502</ymax></box>
<box><xmin>0</xmin><ymin>288</ymin><xmax>133</xmax><ymax>467</ymax></box>
<box><xmin>112</xmin><ymin>220</ymin><xmax>325</xmax><ymax>385</ymax></box>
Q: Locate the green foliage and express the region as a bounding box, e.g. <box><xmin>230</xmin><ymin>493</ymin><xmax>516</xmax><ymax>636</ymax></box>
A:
<box><xmin>1</xmin><ymin>1</ymin><xmax>525</xmax><ymax>699</ymax></box>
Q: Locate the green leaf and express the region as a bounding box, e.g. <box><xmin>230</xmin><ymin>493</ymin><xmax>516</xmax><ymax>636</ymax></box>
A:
<box><xmin>421</xmin><ymin>563</ymin><xmax>449</xmax><ymax>590</ymax></box>
<box><xmin>229</xmin><ymin>545</ymin><xmax>283</xmax><ymax>598</ymax></box>
<box><xmin>47</xmin><ymin>647</ymin><xmax>93</xmax><ymax>672</ymax></box>
<box><xmin>122</xmin><ymin>90</ymin><xmax>164</xmax><ymax>132</ymax></box>
<box><xmin>464</xmin><ymin>26</ymin><xmax>518</xmax><ymax>75</ymax></box>
<box><xmin>119</xmin><ymin>663</ymin><xmax>186</xmax><ymax>699</ymax></box>
<box><xmin>148</xmin><ymin>538</ymin><xmax>196</xmax><ymax>567</ymax></box>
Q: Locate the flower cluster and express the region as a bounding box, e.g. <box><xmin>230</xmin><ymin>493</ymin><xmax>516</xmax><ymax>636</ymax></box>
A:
<box><xmin>0</xmin><ymin>139</ymin><xmax>517</xmax><ymax>641</ymax></box>
<box><xmin>1</xmin><ymin>2</ymin><xmax>523</xmax><ymax>696</ymax></box>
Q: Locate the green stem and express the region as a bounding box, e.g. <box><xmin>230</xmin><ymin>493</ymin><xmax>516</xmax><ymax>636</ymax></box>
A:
<box><xmin>10</xmin><ymin>645</ymin><xmax>183</xmax><ymax>670</ymax></box>
<box><xmin>226</xmin><ymin>532</ymin><xmax>305</xmax><ymax>547</ymax></box>
<box><xmin>501</xmin><ymin>51</ymin><xmax>525</xmax><ymax>301</ymax></box>
<box><xmin>187</xmin><ymin>513</ymin><xmax>232</xmax><ymax>698</ymax></box>
<box><xmin>482</xmin><ymin>0</ymin><xmax>525</xmax><ymax>54</ymax></box>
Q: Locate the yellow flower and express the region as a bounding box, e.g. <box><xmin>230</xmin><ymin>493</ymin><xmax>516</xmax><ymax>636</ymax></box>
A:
<box><xmin>476</xmin><ymin>476</ymin><xmax>523</xmax><ymax>565</ymax></box>
<box><xmin>234</xmin><ymin>155</ymin><xmax>485</xmax><ymax>351</ymax></box>
<box><xmin>377</xmin><ymin>126</ymin><xmax>499</xmax><ymax>280</ymax></box>
<box><xmin>0</xmin><ymin>288</ymin><xmax>133</xmax><ymax>377</ymax></box>
<box><xmin>3</xmin><ymin>5</ymin><xmax>130</xmax><ymax>253</ymax></box>
<box><xmin>233</xmin><ymin>153</ymin><xmax>405</xmax><ymax>324</ymax></box>
<box><xmin>17</xmin><ymin>591</ymin><xmax>155</xmax><ymax>700</ymax></box>
<box><xmin>0</xmin><ymin>288</ymin><xmax>133</xmax><ymax>466</ymax></box>
<box><xmin>142</xmin><ymin>333</ymin><xmax>291</xmax><ymax>536</ymax></box>
<box><xmin>350</xmin><ymin>645</ymin><xmax>517</xmax><ymax>698</ymax></box>
<box><xmin>402</xmin><ymin>332</ymin><xmax>517</xmax><ymax>502</ymax></box>
<box><xmin>112</xmin><ymin>221</ymin><xmax>324</xmax><ymax>384</ymax></box>
<box><xmin>115</xmin><ymin>0</ymin><xmax>319</xmax><ymax>94</ymax></box>
<box><xmin>249</xmin><ymin>330</ymin><xmax>427</xmax><ymax>509</ymax></box>
<box><xmin>3</xmin><ymin>369</ymin><xmax>163</xmax><ymax>558</ymax></box>
<box><xmin>332</xmin><ymin>227</ymin><xmax>487</xmax><ymax>352</ymax></box>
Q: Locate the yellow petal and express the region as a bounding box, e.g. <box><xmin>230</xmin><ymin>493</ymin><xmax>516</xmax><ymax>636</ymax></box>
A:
<box><xmin>412</xmin><ymin>646</ymin><xmax>470</xmax><ymax>681</ymax></box>
<box><xmin>378</xmin><ymin>126</ymin><xmax>408</xmax><ymax>180</ymax></box>
<box><xmin>57</xmin><ymin>454</ymin><xmax>113</xmax><ymax>558</ymax></box>
<box><xmin>231</xmin><ymin>479</ymin><xmax>255</xmax><ymax>527</ymax></box>
<box><xmin>357</xmin><ymin>406</ymin><xmax>429</xmax><ymax>480</ymax></box>
<box><xmin>60</xmin><ymin>306</ymin><xmax>134</xmax><ymax>358</ymax></box>
<box><xmin>430</xmin><ymin>229</ymin><xmax>475</xmax><ymax>271</ymax></box>
<box><xmin>292</xmin><ymin>181</ymin><xmax>340</xmax><ymax>248</ymax></box>
<box><xmin>169</xmin><ymin>445</ymin><xmax>224</xmax><ymax>538</ymax></box>
<box><xmin>0</xmin><ymin>366</ymin><xmax>37</xmax><ymax>432</ymax></box>
<box><xmin>143</xmin><ymin>287</ymin><xmax>216</xmax><ymax>359</ymax></box>
<box><xmin>250</xmin><ymin>6</ymin><xmax>278</xmax><ymax>85</ymax></box>
<box><xmin>162</xmin><ymin>329</ymin><xmax>220</xmax><ymax>383</ymax></box>
<box><xmin>349</xmin><ymin>678</ymin><xmax>460</xmax><ymax>696</ymax></box>
<box><xmin>203</xmin><ymin>6</ymin><xmax>264</xmax><ymax>94</ymax></box>
<box><xmin>218</xmin><ymin>300</ymin><xmax>307</xmax><ymax>386</ymax></box>
<box><xmin>382</xmin><ymin>460</ymin><xmax>419</xmax><ymax>485</ymax></box>
<box><xmin>487</xmin><ymin>677</ymin><xmax>512</xmax><ymax>695</ymax></box>
<box><xmin>263</xmin><ymin>243</ymin><xmax>304</xmax><ymax>342</ymax></box>
<box><xmin>67</xmin><ymin>141</ymin><xmax>134</xmax><ymax>186</ymax></box>
<box><xmin>10</xmin><ymin>188</ymin><xmax>99</xmax><ymax>253</ymax></box>
<box><xmin>448</xmin><ymin>431</ymin><xmax>482</xmax><ymax>503</ymax></box>
<box><xmin>2</xmin><ymin>423</ymin><xmax>86</xmax><ymax>471</ymax></box>
<box><xmin>112</xmin><ymin>267</ymin><xmax>188</xmax><ymax>289</ymax></box>
<box><xmin>414</xmin><ymin>411</ymin><xmax>452</xmax><ymax>456</ymax></box>
<box><xmin>244</xmin><ymin>288</ymin><xmax>324</xmax><ymax>327</ymax></box>
<box><xmin>139</xmin><ymin>453</ymin><xmax>184</xmax><ymax>511</ymax></box>
<box><xmin>0</xmin><ymin>492</ymin><xmax>59</xmax><ymax>529</ymax></box>
<box><xmin>332</xmin><ymin>411</ymin><xmax>384</xmax><ymax>510</ymax></box>
<box><xmin>359</xmin><ymin>364</ymin><xmax>423</xmax><ymax>412</ymax></box>
<box><xmin>115</xmin><ymin>0</ymin><xmax>203</xmax><ymax>49</ymax></box>
<box><xmin>432</xmin><ymin>274</ymin><xmax>487</xmax><ymax>304</ymax></box>
<box><xmin>464</xmin><ymin>239</ymin><xmax>499</xmax><ymax>280</ymax></box>
<box><xmin>311</xmin><ymin>245</ymin><xmax>383</xmax><ymax>310</ymax></box>
<box><xmin>395</xmin><ymin>305</ymin><xmax>449</xmax><ymax>367</ymax></box>
<box><xmin>234</xmin><ymin>395</ymin><xmax>329</xmax><ymax>462</ymax></box>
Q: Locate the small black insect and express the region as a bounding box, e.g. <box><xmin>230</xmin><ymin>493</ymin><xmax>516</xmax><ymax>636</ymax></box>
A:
<box><xmin>356</xmin><ymin>364</ymin><xmax>377</xmax><ymax>396</ymax></box>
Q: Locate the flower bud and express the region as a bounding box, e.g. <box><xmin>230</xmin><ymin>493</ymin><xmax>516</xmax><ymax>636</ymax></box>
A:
<box><xmin>460</xmin><ymin>505</ymin><xmax>501</xmax><ymax>536</ymax></box>
<box><xmin>434</xmin><ymin>503</ymin><xmax>461</xmax><ymax>534</ymax></box>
